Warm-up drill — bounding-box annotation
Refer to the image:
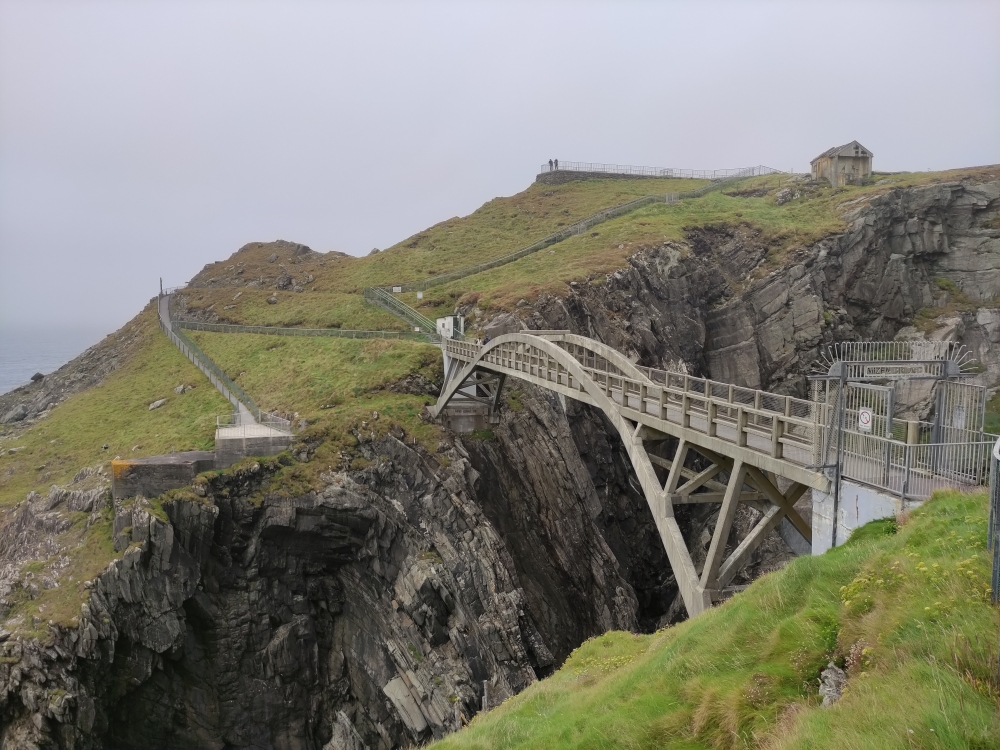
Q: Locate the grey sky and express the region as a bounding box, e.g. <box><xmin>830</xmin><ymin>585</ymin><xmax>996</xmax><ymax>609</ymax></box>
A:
<box><xmin>1</xmin><ymin>0</ymin><xmax>998</xmax><ymax>334</ymax></box>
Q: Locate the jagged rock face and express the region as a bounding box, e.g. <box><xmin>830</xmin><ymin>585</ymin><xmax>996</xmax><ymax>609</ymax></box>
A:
<box><xmin>0</xmin><ymin>427</ymin><xmax>649</xmax><ymax>749</ymax></box>
<box><xmin>460</xmin><ymin>389</ymin><xmax>639</xmax><ymax>661</ymax></box>
<box><xmin>529</xmin><ymin>180</ymin><xmax>1000</xmax><ymax>393</ymax></box>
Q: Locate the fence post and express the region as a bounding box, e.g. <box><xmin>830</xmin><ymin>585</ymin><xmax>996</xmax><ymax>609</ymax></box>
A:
<box><xmin>990</xmin><ymin>438</ymin><xmax>1000</xmax><ymax>604</ymax></box>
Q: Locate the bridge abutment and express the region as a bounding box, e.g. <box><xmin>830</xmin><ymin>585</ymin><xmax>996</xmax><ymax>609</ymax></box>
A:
<box><xmin>811</xmin><ymin>480</ymin><xmax>913</xmax><ymax>554</ymax></box>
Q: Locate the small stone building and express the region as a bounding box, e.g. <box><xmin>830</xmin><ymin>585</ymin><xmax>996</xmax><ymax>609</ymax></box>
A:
<box><xmin>810</xmin><ymin>141</ymin><xmax>873</xmax><ymax>187</ymax></box>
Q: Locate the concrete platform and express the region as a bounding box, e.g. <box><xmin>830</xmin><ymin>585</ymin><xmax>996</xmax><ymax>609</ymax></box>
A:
<box><xmin>215</xmin><ymin>426</ymin><xmax>293</xmax><ymax>469</ymax></box>
<box><xmin>112</xmin><ymin>451</ymin><xmax>216</xmax><ymax>501</ymax></box>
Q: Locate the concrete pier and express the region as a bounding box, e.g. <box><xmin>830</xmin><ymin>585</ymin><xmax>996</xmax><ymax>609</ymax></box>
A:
<box><xmin>811</xmin><ymin>480</ymin><xmax>913</xmax><ymax>554</ymax></box>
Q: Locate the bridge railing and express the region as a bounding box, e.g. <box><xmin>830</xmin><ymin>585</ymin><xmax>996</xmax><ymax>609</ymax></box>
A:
<box><xmin>447</xmin><ymin>335</ymin><xmax>1000</xmax><ymax>499</ymax></box>
<box><xmin>834</xmin><ymin>429</ymin><xmax>997</xmax><ymax>500</ymax></box>
<box><xmin>445</xmin><ymin>336</ymin><xmax>822</xmax><ymax>469</ymax></box>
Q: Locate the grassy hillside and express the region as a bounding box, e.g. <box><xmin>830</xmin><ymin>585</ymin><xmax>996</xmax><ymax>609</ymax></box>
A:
<box><xmin>179</xmin><ymin>166</ymin><xmax>998</xmax><ymax>331</ymax></box>
<box><xmin>177</xmin><ymin>176</ymin><xmax>710</xmax><ymax>325</ymax></box>
<box><xmin>184</xmin><ymin>331</ymin><xmax>444</xmax><ymax>491</ymax></box>
<box><xmin>0</xmin><ymin>305</ymin><xmax>229</xmax><ymax>510</ymax></box>
<box><xmin>432</xmin><ymin>490</ymin><xmax>1000</xmax><ymax>750</ymax></box>
<box><xmin>3</xmin><ymin>164</ymin><xmax>995</xmax><ymax>641</ymax></box>
<box><xmin>176</xmin><ymin>289</ymin><xmax>409</xmax><ymax>331</ymax></box>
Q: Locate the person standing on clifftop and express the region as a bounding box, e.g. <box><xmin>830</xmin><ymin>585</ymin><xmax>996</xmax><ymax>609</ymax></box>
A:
<box><xmin>554</xmin><ymin>158</ymin><xmax>559</xmax><ymax>170</ymax></box>
<box><xmin>548</xmin><ymin>159</ymin><xmax>553</xmax><ymax>171</ymax></box>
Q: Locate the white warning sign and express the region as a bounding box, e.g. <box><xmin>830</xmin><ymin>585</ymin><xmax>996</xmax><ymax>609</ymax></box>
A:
<box><xmin>858</xmin><ymin>407</ymin><xmax>873</xmax><ymax>432</ymax></box>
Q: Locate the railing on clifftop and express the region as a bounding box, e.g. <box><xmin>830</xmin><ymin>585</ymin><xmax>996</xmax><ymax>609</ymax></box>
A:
<box><xmin>538</xmin><ymin>161</ymin><xmax>783</xmax><ymax>181</ymax></box>
<box><xmin>158</xmin><ymin>292</ymin><xmax>293</xmax><ymax>432</ymax></box>
<box><xmin>175</xmin><ymin>319</ymin><xmax>436</xmax><ymax>342</ymax></box>
<box><xmin>364</xmin><ymin>165</ymin><xmax>786</xmax><ymax>332</ymax></box>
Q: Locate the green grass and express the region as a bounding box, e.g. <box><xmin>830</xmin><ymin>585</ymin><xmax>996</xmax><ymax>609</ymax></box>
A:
<box><xmin>4</xmin><ymin>506</ymin><xmax>118</xmax><ymax>634</ymax></box>
<box><xmin>0</xmin><ymin>305</ymin><xmax>229</xmax><ymax>510</ymax></box>
<box><xmin>185</xmin><ymin>331</ymin><xmax>442</xmax><ymax>421</ymax></box>
<box><xmin>177</xmin><ymin>288</ymin><xmax>409</xmax><ymax>331</ymax></box>
<box><xmin>403</xmin><ymin>168</ymin><xmax>1000</xmax><ymax>319</ymax></box>
<box><xmin>185</xmin><ymin>331</ymin><xmax>446</xmax><ymax>491</ymax></box>
<box><xmin>336</xmin><ymin>177</ymin><xmax>711</xmax><ymax>292</ymax></box>
<box><xmin>432</xmin><ymin>490</ymin><xmax>1000</xmax><ymax>750</ymax></box>
<box><xmin>182</xmin><ymin>165</ymin><xmax>998</xmax><ymax>332</ymax></box>
<box><xmin>180</xmin><ymin>177</ymin><xmax>709</xmax><ymax>328</ymax></box>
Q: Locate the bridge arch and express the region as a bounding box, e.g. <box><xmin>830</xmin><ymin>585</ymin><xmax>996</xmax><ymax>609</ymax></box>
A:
<box><xmin>432</xmin><ymin>333</ymin><xmax>814</xmax><ymax>617</ymax></box>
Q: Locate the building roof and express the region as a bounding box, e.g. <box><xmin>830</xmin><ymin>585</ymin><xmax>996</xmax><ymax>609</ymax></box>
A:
<box><xmin>810</xmin><ymin>140</ymin><xmax>873</xmax><ymax>164</ymax></box>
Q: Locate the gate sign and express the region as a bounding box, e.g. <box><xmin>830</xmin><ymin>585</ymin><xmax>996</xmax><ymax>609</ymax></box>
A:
<box><xmin>858</xmin><ymin>407</ymin><xmax>873</xmax><ymax>432</ymax></box>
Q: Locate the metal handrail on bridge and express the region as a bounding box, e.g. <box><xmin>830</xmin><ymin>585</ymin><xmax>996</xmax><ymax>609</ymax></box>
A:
<box><xmin>441</xmin><ymin>335</ymin><xmax>824</xmax><ymax>487</ymax></box>
<box><xmin>445</xmin><ymin>335</ymin><xmax>999</xmax><ymax>501</ymax></box>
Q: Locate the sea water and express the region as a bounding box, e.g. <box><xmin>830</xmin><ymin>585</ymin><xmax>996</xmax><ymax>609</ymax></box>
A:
<box><xmin>0</xmin><ymin>327</ymin><xmax>106</xmax><ymax>396</ymax></box>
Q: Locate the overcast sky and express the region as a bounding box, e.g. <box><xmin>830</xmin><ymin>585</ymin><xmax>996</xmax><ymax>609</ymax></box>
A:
<box><xmin>1</xmin><ymin>0</ymin><xmax>998</xmax><ymax>336</ymax></box>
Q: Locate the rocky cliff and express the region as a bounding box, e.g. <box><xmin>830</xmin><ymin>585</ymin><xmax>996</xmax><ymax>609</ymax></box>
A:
<box><xmin>522</xmin><ymin>178</ymin><xmax>1000</xmax><ymax>394</ymax></box>
<box><xmin>0</xmin><ymin>413</ymin><xmax>646</xmax><ymax>749</ymax></box>
<box><xmin>2</xmin><ymin>176</ymin><xmax>998</xmax><ymax>750</ymax></box>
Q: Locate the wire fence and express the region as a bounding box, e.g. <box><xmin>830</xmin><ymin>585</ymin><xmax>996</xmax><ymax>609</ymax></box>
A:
<box><xmin>837</xmin><ymin>431</ymin><xmax>997</xmax><ymax>500</ymax></box>
<box><xmin>217</xmin><ymin>411</ymin><xmax>292</xmax><ymax>433</ymax></box>
<box><xmin>159</xmin><ymin>293</ymin><xmax>293</xmax><ymax>432</ymax></box>
<box><xmin>175</xmin><ymin>319</ymin><xmax>437</xmax><ymax>342</ymax></box>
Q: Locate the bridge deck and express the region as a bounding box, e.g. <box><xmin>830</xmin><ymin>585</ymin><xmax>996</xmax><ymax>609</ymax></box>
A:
<box><xmin>442</xmin><ymin>334</ymin><xmax>829</xmax><ymax>491</ymax></box>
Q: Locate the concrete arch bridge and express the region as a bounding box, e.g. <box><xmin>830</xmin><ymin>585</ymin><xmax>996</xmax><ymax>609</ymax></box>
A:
<box><xmin>431</xmin><ymin>332</ymin><xmax>829</xmax><ymax>618</ymax></box>
<box><xmin>431</xmin><ymin>331</ymin><xmax>995</xmax><ymax>617</ymax></box>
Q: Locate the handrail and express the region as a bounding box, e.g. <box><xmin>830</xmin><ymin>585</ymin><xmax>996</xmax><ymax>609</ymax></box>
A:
<box><xmin>158</xmin><ymin>293</ymin><xmax>292</xmax><ymax>432</ymax></box>
<box><xmin>363</xmin><ymin>165</ymin><xmax>786</xmax><ymax>334</ymax></box>
<box><xmin>175</xmin><ymin>319</ymin><xmax>438</xmax><ymax>343</ymax></box>
<box><xmin>538</xmin><ymin>161</ymin><xmax>777</xmax><ymax>180</ymax></box>
<box><xmin>170</xmin><ymin>322</ymin><xmax>262</xmax><ymax>415</ymax></box>
<box><xmin>363</xmin><ymin>287</ymin><xmax>439</xmax><ymax>334</ymax></box>
<box><xmin>439</xmin><ymin>335</ymin><xmax>996</xmax><ymax>499</ymax></box>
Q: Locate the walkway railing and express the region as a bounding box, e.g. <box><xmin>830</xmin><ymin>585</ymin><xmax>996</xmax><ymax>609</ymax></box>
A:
<box><xmin>363</xmin><ymin>287</ymin><xmax>440</xmax><ymax>335</ymax></box>
<box><xmin>444</xmin><ymin>335</ymin><xmax>823</xmax><ymax>483</ymax></box>
<box><xmin>217</xmin><ymin>411</ymin><xmax>292</xmax><ymax>433</ymax></box>
<box><xmin>444</xmin><ymin>334</ymin><xmax>999</xmax><ymax>500</ymax></box>
<box><xmin>368</xmin><ymin>165</ymin><xmax>784</xmax><ymax>310</ymax></box>
<box><xmin>834</xmin><ymin>430</ymin><xmax>996</xmax><ymax>500</ymax></box>
<box><xmin>538</xmin><ymin>162</ymin><xmax>769</xmax><ymax>180</ymax></box>
<box><xmin>175</xmin><ymin>319</ymin><xmax>436</xmax><ymax>342</ymax></box>
<box><xmin>989</xmin><ymin>437</ymin><xmax>1000</xmax><ymax>603</ymax></box>
<box><xmin>158</xmin><ymin>293</ymin><xmax>293</xmax><ymax>432</ymax></box>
